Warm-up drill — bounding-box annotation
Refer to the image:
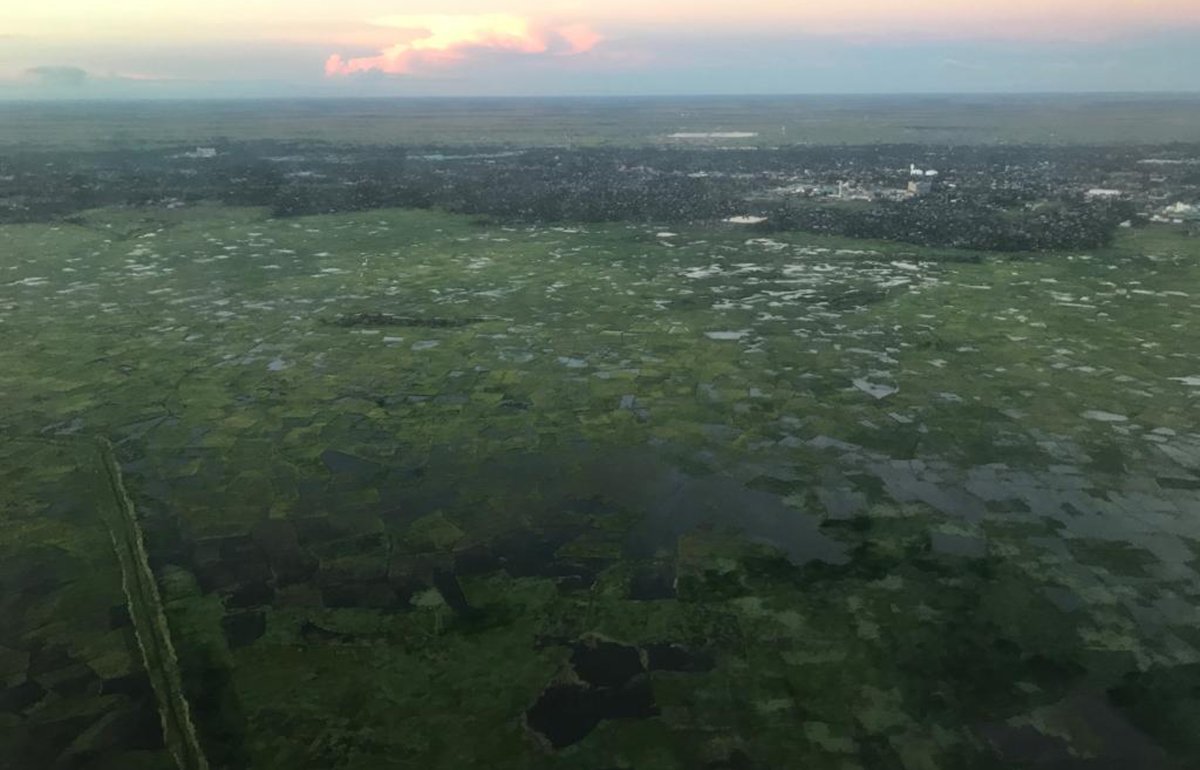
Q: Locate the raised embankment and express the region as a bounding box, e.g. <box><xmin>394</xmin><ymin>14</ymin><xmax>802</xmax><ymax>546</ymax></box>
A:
<box><xmin>97</xmin><ymin>437</ymin><xmax>210</xmax><ymax>770</ymax></box>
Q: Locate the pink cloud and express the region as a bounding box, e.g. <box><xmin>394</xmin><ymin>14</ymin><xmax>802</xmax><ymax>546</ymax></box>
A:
<box><xmin>325</xmin><ymin>14</ymin><xmax>602</xmax><ymax>77</ymax></box>
<box><xmin>557</xmin><ymin>23</ymin><xmax>603</xmax><ymax>55</ymax></box>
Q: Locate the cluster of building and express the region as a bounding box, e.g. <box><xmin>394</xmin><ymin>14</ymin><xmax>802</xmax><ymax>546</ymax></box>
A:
<box><xmin>907</xmin><ymin>163</ymin><xmax>939</xmax><ymax>196</ymax></box>
<box><xmin>1151</xmin><ymin>201</ymin><xmax>1200</xmax><ymax>224</ymax></box>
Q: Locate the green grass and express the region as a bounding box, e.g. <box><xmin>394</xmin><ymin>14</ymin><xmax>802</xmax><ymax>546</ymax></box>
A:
<box><xmin>2</xmin><ymin>204</ymin><xmax>1199</xmax><ymax>768</ymax></box>
<box><xmin>0</xmin><ymin>438</ymin><xmax>176</xmax><ymax>769</ymax></box>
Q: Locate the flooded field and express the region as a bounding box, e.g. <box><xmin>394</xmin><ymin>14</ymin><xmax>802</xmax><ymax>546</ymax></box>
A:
<box><xmin>3</xmin><ymin>201</ymin><xmax>1199</xmax><ymax>768</ymax></box>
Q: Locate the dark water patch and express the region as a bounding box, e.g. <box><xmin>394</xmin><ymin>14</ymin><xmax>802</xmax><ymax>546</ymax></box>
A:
<box><xmin>618</xmin><ymin>464</ymin><xmax>847</xmax><ymax>566</ymax></box>
<box><xmin>371</xmin><ymin>446</ymin><xmax>845</xmax><ymax>603</ymax></box>
<box><xmin>905</xmin><ymin>124</ymin><xmax>982</xmax><ymax>131</ymax></box>
<box><xmin>139</xmin><ymin>508</ymin><xmax>194</xmax><ymax>572</ymax></box>
<box><xmin>46</xmin><ymin>662</ymin><xmax>99</xmax><ymax>697</ymax></box>
<box><xmin>251</xmin><ymin>519</ymin><xmax>318</xmax><ymax>586</ymax></box>
<box><xmin>1157</xmin><ymin>475</ymin><xmax>1200</xmax><ymax>490</ymax></box>
<box><xmin>355</xmin><ymin>450</ymin><xmax>843</xmax><ymax>652</ymax></box>
<box><xmin>816</xmin><ymin>485</ymin><xmax>868</xmax><ymax>521</ymax></box>
<box><xmin>869</xmin><ymin>460</ymin><xmax>991</xmax><ymax>523</ymax></box>
<box><xmin>223</xmin><ymin>580</ymin><xmax>274</xmax><ymax>609</ymax></box>
<box><xmin>703</xmin><ymin>749</ymin><xmax>759</xmax><ymax>770</ymax></box>
<box><xmin>319</xmin><ymin>578</ymin><xmax>399</xmax><ymax>609</ymax></box>
<box><xmin>0</xmin><ymin>679</ymin><xmax>46</xmax><ymax>713</ymax></box>
<box><xmin>320</xmin><ymin>449</ymin><xmax>384</xmax><ymax>478</ymax></box>
<box><xmin>292</xmin><ymin>515</ymin><xmax>342</xmax><ymax>544</ymax></box>
<box><xmin>87</xmin><ymin>698</ymin><xmax>168</xmax><ymax>753</ymax></box>
<box><xmin>526</xmin><ymin>636</ymin><xmax>712</xmax><ymax>748</ymax></box>
<box><xmin>324</xmin><ymin>312</ymin><xmax>485</xmax><ymax>329</ymax></box>
<box><xmin>1110</xmin><ymin>664</ymin><xmax>1200</xmax><ymax>764</ymax></box>
<box><xmin>431</xmin><ymin>568</ymin><xmax>471</xmax><ymax>613</ymax></box>
<box><xmin>526</xmin><ymin>676</ymin><xmax>658</xmax><ymax>750</ymax></box>
<box><xmin>824</xmin><ymin>285</ymin><xmax>891</xmax><ymax>310</ymax></box>
<box><xmin>101</xmin><ymin>672</ymin><xmax>154</xmax><ymax>698</ymax></box>
<box><xmin>489</xmin><ymin>528</ymin><xmax>582</xmax><ymax>578</ymax></box>
<box><xmin>981</xmin><ymin>689</ymin><xmax>1173</xmax><ymax>769</ymax></box>
<box><xmin>744</xmin><ymin>473</ymin><xmax>799</xmax><ymax>497</ymax></box>
<box><xmin>19</xmin><ymin>714</ymin><xmax>97</xmax><ymax>768</ymax></box>
<box><xmin>27</xmin><ymin>642</ymin><xmax>74</xmax><ymax>678</ymax></box>
<box><xmin>1087</xmin><ymin>442</ymin><xmax>1128</xmax><ymax>476</ymax></box>
<box><xmin>976</xmin><ymin>722</ymin><xmax>1077</xmax><ymax>767</ymax></box>
<box><xmin>193</xmin><ymin>551</ymin><xmax>272</xmax><ymax>595</ymax></box>
<box><xmin>445</xmin><ymin>525</ymin><xmax>596</xmax><ymax>588</ymax></box>
<box><xmin>571</xmin><ymin>640</ymin><xmax>644</xmax><ymax>688</ymax></box>
<box><xmin>526</xmin><ymin>683</ymin><xmax>608</xmax><ymax>749</ymax></box>
<box><xmin>108</xmin><ymin>604</ymin><xmax>132</xmax><ymax>629</ymax></box>
<box><xmin>173</xmin><ymin>647</ymin><xmax>248</xmax><ymax>770</ymax></box>
<box><xmin>1067</xmin><ymin>540</ymin><xmax>1159</xmax><ymax>578</ymax></box>
<box><xmin>299</xmin><ymin>619</ymin><xmax>359</xmax><ymax>644</ymax></box>
<box><xmin>644</xmin><ymin>643</ymin><xmax>715</xmax><ymax>673</ymax></box>
<box><xmin>628</xmin><ymin>562</ymin><xmax>676</xmax><ymax>600</ymax></box>
<box><xmin>1</xmin><ymin>556</ymin><xmax>69</xmax><ymax>603</ymax></box>
<box><xmin>930</xmin><ymin>531</ymin><xmax>989</xmax><ymax>559</ymax></box>
<box><xmin>1041</xmin><ymin>586</ymin><xmax>1086</xmax><ymax>613</ymax></box>
<box><xmin>985</xmin><ymin>497</ymin><xmax>1032</xmax><ymax>513</ymax></box>
<box><xmin>222</xmin><ymin>611</ymin><xmax>266</xmax><ymax>649</ymax></box>
<box><xmin>392</xmin><ymin>444</ymin><xmax>842</xmax><ymax>557</ymax></box>
<box><xmin>453</xmin><ymin>544</ymin><xmax>501</xmax><ymax>576</ymax></box>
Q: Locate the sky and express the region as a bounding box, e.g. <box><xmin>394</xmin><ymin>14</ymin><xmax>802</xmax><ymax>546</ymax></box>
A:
<box><xmin>2</xmin><ymin>1</ymin><xmax>1199</xmax><ymax>98</ymax></box>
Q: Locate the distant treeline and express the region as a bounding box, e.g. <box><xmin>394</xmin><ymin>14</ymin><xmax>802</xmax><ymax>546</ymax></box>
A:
<box><xmin>758</xmin><ymin>196</ymin><xmax>1139</xmax><ymax>252</ymax></box>
<box><xmin>1</xmin><ymin>140</ymin><xmax>1193</xmax><ymax>252</ymax></box>
<box><xmin>264</xmin><ymin>164</ymin><xmax>743</xmax><ymax>223</ymax></box>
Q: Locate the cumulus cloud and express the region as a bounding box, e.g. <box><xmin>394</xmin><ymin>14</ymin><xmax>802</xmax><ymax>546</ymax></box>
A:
<box><xmin>24</xmin><ymin>65</ymin><xmax>88</xmax><ymax>86</ymax></box>
<box><xmin>325</xmin><ymin>14</ymin><xmax>601</xmax><ymax>77</ymax></box>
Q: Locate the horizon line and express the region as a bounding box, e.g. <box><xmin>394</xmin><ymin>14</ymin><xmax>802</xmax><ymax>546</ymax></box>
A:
<box><xmin>3</xmin><ymin>89</ymin><xmax>1200</xmax><ymax>105</ymax></box>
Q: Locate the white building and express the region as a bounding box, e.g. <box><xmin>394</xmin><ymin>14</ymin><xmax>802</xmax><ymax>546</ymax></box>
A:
<box><xmin>908</xmin><ymin>180</ymin><xmax>933</xmax><ymax>196</ymax></box>
<box><xmin>1163</xmin><ymin>201</ymin><xmax>1200</xmax><ymax>220</ymax></box>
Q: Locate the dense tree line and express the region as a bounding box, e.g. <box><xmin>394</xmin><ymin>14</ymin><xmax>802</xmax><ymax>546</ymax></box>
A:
<box><xmin>760</xmin><ymin>195</ymin><xmax>1139</xmax><ymax>252</ymax></box>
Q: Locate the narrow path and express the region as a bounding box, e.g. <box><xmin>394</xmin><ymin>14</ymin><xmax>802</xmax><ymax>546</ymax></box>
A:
<box><xmin>96</xmin><ymin>437</ymin><xmax>210</xmax><ymax>770</ymax></box>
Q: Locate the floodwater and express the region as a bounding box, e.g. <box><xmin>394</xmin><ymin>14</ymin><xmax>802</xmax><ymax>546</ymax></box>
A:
<box><xmin>2</xmin><ymin>97</ymin><xmax>1200</xmax><ymax>769</ymax></box>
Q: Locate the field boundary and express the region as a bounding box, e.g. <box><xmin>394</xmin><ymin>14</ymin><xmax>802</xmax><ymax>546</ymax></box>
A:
<box><xmin>96</xmin><ymin>437</ymin><xmax>210</xmax><ymax>770</ymax></box>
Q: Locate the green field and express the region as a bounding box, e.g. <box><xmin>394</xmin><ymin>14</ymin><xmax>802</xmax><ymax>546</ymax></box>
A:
<box><xmin>2</xmin><ymin>202</ymin><xmax>1199</xmax><ymax>767</ymax></box>
<box><xmin>0</xmin><ymin>438</ymin><xmax>180</xmax><ymax>770</ymax></box>
<box><xmin>4</xmin><ymin>94</ymin><xmax>1200</xmax><ymax>150</ymax></box>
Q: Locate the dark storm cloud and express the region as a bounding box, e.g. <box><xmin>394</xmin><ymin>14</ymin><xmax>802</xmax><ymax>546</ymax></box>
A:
<box><xmin>24</xmin><ymin>65</ymin><xmax>89</xmax><ymax>86</ymax></box>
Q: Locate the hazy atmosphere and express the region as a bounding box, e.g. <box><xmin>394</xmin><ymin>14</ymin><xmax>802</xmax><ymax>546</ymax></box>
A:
<box><xmin>4</xmin><ymin>1</ymin><xmax>1200</xmax><ymax>97</ymax></box>
<box><xmin>3</xmin><ymin>2</ymin><xmax>1200</xmax><ymax>770</ymax></box>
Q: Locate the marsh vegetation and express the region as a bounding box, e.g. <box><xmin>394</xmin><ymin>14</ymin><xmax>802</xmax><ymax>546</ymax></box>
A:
<box><xmin>2</xmin><ymin>96</ymin><xmax>1199</xmax><ymax>769</ymax></box>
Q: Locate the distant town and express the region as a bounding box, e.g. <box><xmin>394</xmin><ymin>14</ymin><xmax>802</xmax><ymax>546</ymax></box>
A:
<box><xmin>3</xmin><ymin>139</ymin><xmax>1198</xmax><ymax>252</ymax></box>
